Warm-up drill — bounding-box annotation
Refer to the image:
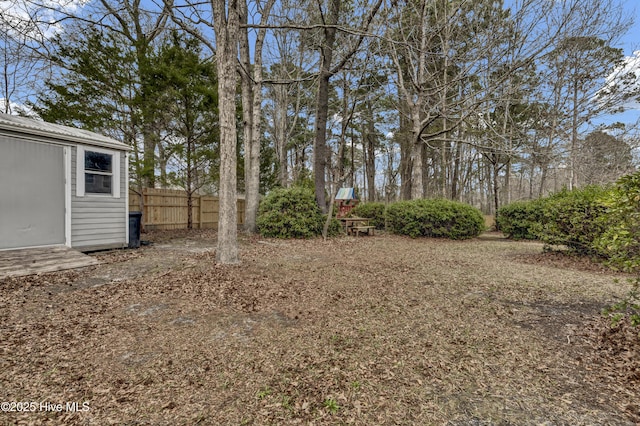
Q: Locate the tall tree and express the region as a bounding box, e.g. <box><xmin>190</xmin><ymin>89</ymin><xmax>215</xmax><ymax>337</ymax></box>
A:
<box><xmin>312</xmin><ymin>0</ymin><xmax>383</xmax><ymax>212</ymax></box>
<box><xmin>239</xmin><ymin>0</ymin><xmax>275</xmax><ymax>233</ymax></box>
<box><xmin>0</xmin><ymin>21</ymin><xmax>40</xmax><ymax>114</ymax></box>
<box><xmin>263</xmin><ymin>2</ymin><xmax>318</xmax><ymax>188</ymax></box>
<box><xmin>0</xmin><ymin>0</ymin><xmax>72</xmax><ymax>114</ymax></box>
<box><xmin>150</xmin><ymin>31</ymin><xmax>220</xmax><ymax>229</ymax></box>
<box><xmin>33</xmin><ymin>27</ymin><xmax>138</xmax><ymax>139</ymax></box>
<box><xmin>574</xmin><ymin>130</ymin><xmax>635</xmax><ymax>186</ymax></box>
<box><xmin>88</xmin><ymin>0</ymin><xmax>174</xmax><ymax>188</ymax></box>
<box><xmin>546</xmin><ymin>37</ymin><xmax>626</xmax><ymax>189</ymax></box>
<box><xmin>212</xmin><ymin>0</ymin><xmax>240</xmax><ymax>263</ymax></box>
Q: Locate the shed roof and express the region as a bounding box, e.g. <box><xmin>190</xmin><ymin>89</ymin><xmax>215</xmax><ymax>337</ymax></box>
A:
<box><xmin>0</xmin><ymin>113</ymin><xmax>129</xmax><ymax>151</ymax></box>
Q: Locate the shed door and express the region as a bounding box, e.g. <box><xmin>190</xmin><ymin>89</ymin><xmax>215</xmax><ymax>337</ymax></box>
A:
<box><xmin>0</xmin><ymin>138</ymin><xmax>65</xmax><ymax>249</ymax></box>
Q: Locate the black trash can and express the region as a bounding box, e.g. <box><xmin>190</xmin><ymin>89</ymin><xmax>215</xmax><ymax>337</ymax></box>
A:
<box><xmin>128</xmin><ymin>211</ymin><xmax>142</xmax><ymax>248</ymax></box>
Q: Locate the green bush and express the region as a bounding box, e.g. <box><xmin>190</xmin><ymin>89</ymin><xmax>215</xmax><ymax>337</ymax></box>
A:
<box><xmin>598</xmin><ymin>172</ymin><xmax>640</xmax><ymax>329</ymax></box>
<box><xmin>594</xmin><ymin>171</ymin><xmax>640</xmax><ymax>272</ymax></box>
<box><xmin>324</xmin><ymin>214</ymin><xmax>344</xmax><ymax>237</ymax></box>
<box><xmin>352</xmin><ymin>202</ymin><xmax>386</xmax><ymax>229</ymax></box>
<box><xmin>257</xmin><ymin>186</ymin><xmax>323</xmax><ymax>238</ymax></box>
<box><xmin>386</xmin><ymin>199</ymin><xmax>485</xmax><ymax>239</ymax></box>
<box><xmin>496</xmin><ymin>199</ymin><xmax>546</xmax><ymax>240</ymax></box>
<box><xmin>534</xmin><ymin>186</ymin><xmax>610</xmax><ymax>255</ymax></box>
<box><xmin>603</xmin><ymin>279</ymin><xmax>640</xmax><ymax>328</ymax></box>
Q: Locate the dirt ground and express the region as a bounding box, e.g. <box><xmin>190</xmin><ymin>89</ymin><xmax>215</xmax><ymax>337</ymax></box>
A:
<box><xmin>1</xmin><ymin>230</ymin><xmax>639</xmax><ymax>425</ymax></box>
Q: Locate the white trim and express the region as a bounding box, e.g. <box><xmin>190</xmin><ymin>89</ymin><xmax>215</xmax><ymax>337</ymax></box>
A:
<box><xmin>76</xmin><ymin>146</ymin><xmax>85</xmax><ymax>196</ymax></box>
<box><xmin>125</xmin><ymin>154</ymin><xmax>129</xmax><ymax>245</ymax></box>
<box><xmin>113</xmin><ymin>151</ymin><xmax>120</xmax><ymax>199</ymax></box>
<box><xmin>64</xmin><ymin>146</ymin><xmax>72</xmax><ymax>247</ymax></box>
<box><xmin>0</xmin><ymin>244</ymin><xmax>67</xmax><ymax>252</ymax></box>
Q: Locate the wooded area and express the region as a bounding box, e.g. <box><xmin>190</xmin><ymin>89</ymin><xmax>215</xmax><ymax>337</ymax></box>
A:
<box><xmin>1</xmin><ymin>0</ymin><xmax>639</xmax><ymax>261</ymax></box>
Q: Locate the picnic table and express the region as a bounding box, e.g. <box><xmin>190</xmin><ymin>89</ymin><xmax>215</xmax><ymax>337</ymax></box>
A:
<box><xmin>340</xmin><ymin>217</ymin><xmax>375</xmax><ymax>236</ymax></box>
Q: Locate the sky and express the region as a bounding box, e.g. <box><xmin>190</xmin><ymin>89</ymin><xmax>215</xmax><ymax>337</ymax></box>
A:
<box><xmin>602</xmin><ymin>1</ymin><xmax>640</xmax><ymax>127</ymax></box>
<box><xmin>621</xmin><ymin>1</ymin><xmax>640</xmax><ymax>55</ymax></box>
<box><xmin>2</xmin><ymin>0</ymin><xmax>640</xmax><ymax>129</ymax></box>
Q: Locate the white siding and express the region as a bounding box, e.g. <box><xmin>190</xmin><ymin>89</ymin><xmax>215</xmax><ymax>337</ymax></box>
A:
<box><xmin>71</xmin><ymin>147</ymin><xmax>127</xmax><ymax>250</ymax></box>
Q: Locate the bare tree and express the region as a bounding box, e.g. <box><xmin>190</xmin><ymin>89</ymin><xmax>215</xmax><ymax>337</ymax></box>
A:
<box><xmin>210</xmin><ymin>0</ymin><xmax>240</xmax><ymax>263</ymax></box>
<box><xmin>574</xmin><ymin>130</ymin><xmax>636</xmax><ymax>186</ymax></box>
<box><xmin>311</xmin><ymin>0</ymin><xmax>383</xmax><ymax>212</ymax></box>
<box><xmin>0</xmin><ymin>0</ymin><xmax>79</xmax><ymax>114</ymax></box>
<box><xmin>84</xmin><ymin>0</ymin><xmax>174</xmax><ymax>188</ymax></box>
<box><xmin>239</xmin><ymin>0</ymin><xmax>275</xmax><ymax>233</ymax></box>
<box><xmin>263</xmin><ymin>2</ymin><xmax>317</xmax><ymax>187</ymax></box>
<box><xmin>544</xmin><ymin>0</ymin><xmax>630</xmax><ymax>190</ymax></box>
<box><xmin>0</xmin><ymin>23</ymin><xmax>39</xmax><ymax>114</ymax></box>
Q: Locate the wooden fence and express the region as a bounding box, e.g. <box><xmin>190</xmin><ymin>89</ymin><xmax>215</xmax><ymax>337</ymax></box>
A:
<box><xmin>129</xmin><ymin>188</ymin><xmax>245</xmax><ymax>230</ymax></box>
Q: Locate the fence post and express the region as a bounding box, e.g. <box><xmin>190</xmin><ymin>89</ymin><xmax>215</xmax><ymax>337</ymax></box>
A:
<box><xmin>198</xmin><ymin>194</ymin><xmax>203</xmax><ymax>229</ymax></box>
<box><xmin>141</xmin><ymin>188</ymin><xmax>147</xmax><ymax>230</ymax></box>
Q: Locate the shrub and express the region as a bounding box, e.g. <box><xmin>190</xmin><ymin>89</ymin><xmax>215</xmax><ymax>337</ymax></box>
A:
<box><xmin>496</xmin><ymin>199</ymin><xmax>545</xmax><ymax>240</ymax></box>
<box><xmin>257</xmin><ymin>186</ymin><xmax>323</xmax><ymax>238</ymax></box>
<box><xmin>597</xmin><ymin>172</ymin><xmax>640</xmax><ymax>329</ymax></box>
<box><xmin>594</xmin><ymin>171</ymin><xmax>640</xmax><ymax>272</ymax></box>
<box><xmin>324</xmin><ymin>214</ymin><xmax>344</xmax><ymax>237</ymax></box>
<box><xmin>386</xmin><ymin>199</ymin><xmax>485</xmax><ymax>239</ymax></box>
<box><xmin>352</xmin><ymin>202</ymin><xmax>386</xmax><ymax>229</ymax></box>
<box><xmin>603</xmin><ymin>279</ymin><xmax>640</xmax><ymax>328</ymax></box>
<box><xmin>533</xmin><ymin>186</ymin><xmax>610</xmax><ymax>255</ymax></box>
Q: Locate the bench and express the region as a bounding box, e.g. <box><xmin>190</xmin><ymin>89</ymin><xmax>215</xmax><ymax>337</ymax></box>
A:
<box><xmin>351</xmin><ymin>225</ymin><xmax>375</xmax><ymax>237</ymax></box>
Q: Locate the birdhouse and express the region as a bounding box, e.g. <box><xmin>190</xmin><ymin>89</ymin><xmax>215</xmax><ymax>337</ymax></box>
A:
<box><xmin>335</xmin><ymin>187</ymin><xmax>359</xmax><ymax>218</ymax></box>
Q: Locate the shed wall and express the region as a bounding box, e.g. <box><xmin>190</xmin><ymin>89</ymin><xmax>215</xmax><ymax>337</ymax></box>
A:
<box><xmin>71</xmin><ymin>146</ymin><xmax>127</xmax><ymax>250</ymax></box>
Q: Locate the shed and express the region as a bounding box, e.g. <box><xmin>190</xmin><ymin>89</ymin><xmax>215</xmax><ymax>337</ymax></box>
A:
<box><xmin>0</xmin><ymin>114</ymin><xmax>130</xmax><ymax>252</ymax></box>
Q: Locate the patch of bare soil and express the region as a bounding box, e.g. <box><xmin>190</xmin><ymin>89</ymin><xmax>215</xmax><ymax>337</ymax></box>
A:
<box><xmin>1</xmin><ymin>230</ymin><xmax>638</xmax><ymax>425</ymax></box>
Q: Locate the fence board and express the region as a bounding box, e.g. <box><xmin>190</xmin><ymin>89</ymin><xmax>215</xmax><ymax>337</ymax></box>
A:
<box><xmin>129</xmin><ymin>188</ymin><xmax>246</xmax><ymax>230</ymax></box>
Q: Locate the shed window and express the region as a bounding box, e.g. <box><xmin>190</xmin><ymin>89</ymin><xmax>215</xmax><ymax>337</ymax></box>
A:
<box><xmin>76</xmin><ymin>146</ymin><xmax>120</xmax><ymax>198</ymax></box>
<box><xmin>85</xmin><ymin>151</ymin><xmax>113</xmax><ymax>194</ymax></box>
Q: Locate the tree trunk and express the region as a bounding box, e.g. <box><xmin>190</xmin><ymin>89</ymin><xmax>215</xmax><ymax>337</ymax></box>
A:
<box><xmin>213</xmin><ymin>0</ymin><xmax>239</xmax><ymax>264</ymax></box>
<box><xmin>365</xmin><ymin>102</ymin><xmax>376</xmax><ymax>202</ymax></box>
<box><xmin>451</xmin><ymin>141</ymin><xmax>462</xmax><ymax>200</ymax></box>
<box><xmin>410</xmin><ymin>108</ymin><xmax>424</xmax><ymax>200</ymax></box>
<box><xmin>158</xmin><ymin>142</ymin><xmax>167</xmax><ymax>185</ymax></box>
<box><xmin>338</xmin><ymin>79</ymin><xmax>348</xmax><ymax>184</ymax></box>
<box><xmin>187</xmin><ymin>190</ymin><xmax>193</xmax><ymax>229</ymax></box>
<box><xmin>365</xmin><ymin>135</ymin><xmax>376</xmax><ymax>202</ymax></box>
<box><xmin>312</xmin><ymin>0</ymin><xmax>382</xmax><ymax>210</ymax></box>
<box><xmin>569</xmin><ymin>79</ymin><xmax>579</xmax><ymax>191</ymax></box>
<box><xmin>398</xmin><ymin>105</ymin><xmax>413</xmax><ymax>200</ymax></box>
<box><xmin>313</xmin><ymin>0</ymin><xmax>340</xmax><ymax>213</ymax></box>
<box><xmin>492</xmin><ymin>156</ymin><xmax>500</xmax><ymax>218</ymax></box>
<box><xmin>136</xmin><ymin>40</ymin><xmax>158</xmax><ymax>189</ymax></box>
<box><xmin>274</xmin><ymin>83</ymin><xmax>288</xmax><ymax>186</ymax></box>
<box><xmin>187</xmin><ymin>135</ymin><xmax>193</xmax><ymax>229</ymax></box>
<box><xmin>314</xmin><ymin>72</ymin><xmax>331</xmax><ymax>211</ymax></box>
<box><xmin>239</xmin><ymin>4</ymin><xmax>254</xmax><ymax>225</ymax></box>
<box><xmin>240</xmin><ymin>0</ymin><xmax>274</xmax><ymax>233</ymax></box>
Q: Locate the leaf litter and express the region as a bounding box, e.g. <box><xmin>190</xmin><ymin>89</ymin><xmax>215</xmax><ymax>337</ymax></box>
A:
<box><xmin>0</xmin><ymin>230</ymin><xmax>638</xmax><ymax>425</ymax></box>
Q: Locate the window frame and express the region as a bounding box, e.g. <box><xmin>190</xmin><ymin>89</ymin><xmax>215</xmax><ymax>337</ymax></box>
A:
<box><xmin>76</xmin><ymin>146</ymin><xmax>120</xmax><ymax>198</ymax></box>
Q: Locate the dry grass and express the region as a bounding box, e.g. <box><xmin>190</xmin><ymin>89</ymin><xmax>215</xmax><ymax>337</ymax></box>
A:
<box><xmin>0</xmin><ymin>230</ymin><xmax>638</xmax><ymax>425</ymax></box>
